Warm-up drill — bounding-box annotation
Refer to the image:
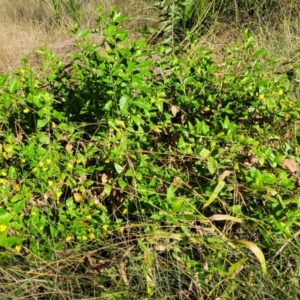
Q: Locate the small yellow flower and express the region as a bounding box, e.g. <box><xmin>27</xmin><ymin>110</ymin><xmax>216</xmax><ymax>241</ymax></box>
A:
<box><xmin>122</xmin><ymin>208</ymin><xmax>128</xmax><ymax>214</ymax></box>
<box><xmin>250</xmin><ymin>92</ymin><xmax>254</xmax><ymax>97</ymax></box>
<box><xmin>67</xmin><ymin>163</ymin><xmax>73</xmax><ymax>169</ymax></box>
<box><xmin>46</xmin><ymin>159</ymin><xmax>51</xmax><ymax>164</ymax></box>
<box><xmin>42</xmin><ymin>167</ymin><xmax>48</xmax><ymax>172</ymax></box>
<box><xmin>15</xmin><ymin>245</ymin><xmax>21</xmax><ymax>253</ymax></box>
<box><xmin>204</xmin><ymin>106</ymin><xmax>210</xmax><ymax>111</ymax></box>
<box><xmin>34</xmin><ymin>80</ymin><xmax>39</xmax><ymax>88</ymax></box>
<box><xmin>278</xmin><ymin>89</ymin><xmax>284</xmax><ymax>96</ymax></box>
<box><xmin>258</xmin><ymin>94</ymin><xmax>265</xmax><ymax>100</ymax></box>
<box><xmin>1</xmin><ymin>171</ymin><xmax>7</xmax><ymax>176</ymax></box>
<box><xmin>89</xmin><ymin>233</ymin><xmax>96</xmax><ymax>239</ymax></box>
<box><xmin>23</xmin><ymin>108</ymin><xmax>29</xmax><ymax>113</ymax></box>
<box><xmin>0</xmin><ymin>178</ymin><xmax>5</xmax><ymax>184</ymax></box>
<box><xmin>21</xmin><ymin>159</ymin><xmax>26</xmax><ymax>163</ymax></box>
<box><xmin>82</xmin><ymin>235</ymin><xmax>87</xmax><ymax>241</ymax></box>
<box><xmin>48</xmin><ymin>181</ymin><xmax>54</xmax><ymax>187</ymax></box>
<box><xmin>31</xmin><ymin>211</ymin><xmax>36</xmax><ymax>216</ymax></box>
<box><xmin>0</xmin><ymin>225</ymin><xmax>7</xmax><ymax>232</ymax></box>
<box><xmin>20</xmin><ymin>69</ymin><xmax>25</xmax><ymax>74</ymax></box>
<box><xmin>33</xmin><ymin>167</ymin><xmax>38</xmax><ymax>172</ymax></box>
<box><xmin>39</xmin><ymin>161</ymin><xmax>44</xmax><ymax>167</ymax></box>
<box><xmin>56</xmin><ymin>191</ymin><xmax>62</xmax><ymax>198</ymax></box>
<box><xmin>102</xmin><ymin>224</ymin><xmax>109</xmax><ymax>231</ymax></box>
<box><xmin>86</xmin><ymin>215</ymin><xmax>92</xmax><ymax>220</ymax></box>
<box><xmin>65</xmin><ymin>235</ymin><xmax>73</xmax><ymax>242</ymax></box>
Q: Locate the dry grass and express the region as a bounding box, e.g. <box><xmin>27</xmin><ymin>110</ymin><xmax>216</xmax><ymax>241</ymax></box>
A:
<box><xmin>1</xmin><ymin>0</ymin><xmax>300</xmax><ymax>74</ymax></box>
<box><xmin>0</xmin><ymin>0</ymin><xmax>159</xmax><ymax>73</ymax></box>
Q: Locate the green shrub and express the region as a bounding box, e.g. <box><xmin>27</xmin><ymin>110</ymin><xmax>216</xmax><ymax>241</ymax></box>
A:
<box><xmin>0</xmin><ymin>7</ymin><xmax>300</xmax><ymax>298</ymax></box>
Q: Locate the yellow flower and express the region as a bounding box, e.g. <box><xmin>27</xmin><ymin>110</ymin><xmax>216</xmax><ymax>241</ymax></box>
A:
<box><xmin>1</xmin><ymin>171</ymin><xmax>7</xmax><ymax>176</ymax></box>
<box><xmin>89</xmin><ymin>233</ymin><xmax>96</xmax><ymax>239</ymax></box>
<box><xmin>67</xmin><ymin>163</ymin><xmax>73</xmax><ymax>169</ymax></box>
<box><xmin>15</xmin><ymin>245</ymin><xmax>21</xmax><ymax>253</ymax></box>
<box><xmin>42</xmin><ymin>167</ymin><xmax>48</xmax><ymax>172</ymax></box>
<box><xmin>65</xmin><ymin>235</ymin><xmax>73</xmax><ymax>242</ymax></box>
<box><xmin>46</xmin><ymin>159</ymin><xmax>51</xmax><ymax>164</ymax></box>
<box><xmin>23</xmin><ymin>108</ymin><xmax>29</xmax><ymax>113</ymax></box>
<box><xmin>86</xmin><ymin>215</ymin><xmax>92</xmax><ymax>220</ymax></box>
<box><xmin>0</xmin><ymin>225</ymin><xmax>7</xmax><ymax>232</ymax></box>
<box><xmin>48</xmin><ymin>181</ymin><xmax>54</xmax><ymax>187</ymax></box>
<box><xmin>33</xmin><ymin>167</ymin><xmax>38</xmax><ymax>172</ymax></box>
<box><xmin>122</xmin><ymin>208</ymin><xmax>128</xmax><ymax>214</ymax></box>
<box><xmin>39</xmin><ymin>161</ymin><xmax>44</xmax><ymax>167</ymax></box>
<box><xmin>82</xmin><ymin>235</ymin><xmax>87</xmax><ymax>241</ymax></box>
<box><xmin>34</xmin><ymin>80</ymin><xmax>39</xmax><ymax>88</ymax></box>
<box><xmin>0</xmin><ymin>178</ymin><xmax>5</xmax><ymax>184</ymax></box>
<box><xmin>31</xmin><ymin>211</ymin><xmax>36</xmax><ymax>216</ymax></box>
<box><xmin>56</xmin><ymin>191</ymin><xmax>62</xmax><ymax>198</ymax></box>
<box><xmin>258</xmin><ymin>94</ymin><xmax>265</xmax><ymax>100</ymax></box>
<box><xmin>21</xmin><ymin>159</ymin><xmax>26</xmax><ymax>163</ymax></box>
<box><xmin>278</xmin><ymin>89</ymin><xmax>284</xmax><ymax>96</ymax></box>
<box><xmin>102</xmin><ymin>224</ymin><xmax>109</xmax><ymax>231</ymax></box>
<box><xmin>20</xmin><ymin>69</ymin><xmax>25</xmax><ymax>74</ymax></box>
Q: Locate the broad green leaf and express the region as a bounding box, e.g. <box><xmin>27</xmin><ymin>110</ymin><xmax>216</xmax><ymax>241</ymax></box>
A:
<box><xmin>104</xmin><ymin>100</ymin><xmax>113</xmax><ymax>111</ymax></box>
<box><xmin>118</xmin><ymin>178</ymin><xmax>127</xmax><ymax>189</ymax></box>
<box><xmin>0</xmin><ymin>208</ymin><xmax>12</xmax><ymax>224</ymax></box>
<box><xmin>172</xmin><ymin>199</ymin><xmax>185</xmax><ymax>212</ymax></box>
<box><xmin>207</xmin><ymin>157</ymin><xmax>217</xmax><ymax>174</ymax></box>
<box><xmin>12</xmin><ymin>200</ymin><xmax>25</xmax><ymax>213</ymax></box>
<box><xmin>8</xmin><ymin>166</ymin><xmax>16</xmax><ymax>180</ymax></box>
<box><xmin>119</xmin><ymin>95</ymin><xmax>130</xmax><ymax>112</ymax></box>
<box><xmin>114</xmin><ymin>163</ymin><xmax>123</xmax><ymax>174</ymax></box>
<box><xmin>104</xmin><ymin>184</ymin><xmax>112</xmax><ymax>196</ymax></box>
<box><xmin>37</xmin><ymin>119</ymin><xmax>48</xmax><ymax>129</ymax></box>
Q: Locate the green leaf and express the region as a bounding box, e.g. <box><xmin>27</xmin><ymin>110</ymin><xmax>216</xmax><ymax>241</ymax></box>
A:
<box><xmin>104</xmin><ymin>184</ymin><xmax>112</xmax><ymax>196</ymax></box>
<box><xmin>118</xmin><ymin>178</ymin><xmax>127</xmax><ymax>189</ymax></box>
<box><xmin>9</xmin><ymin>77</ymin><xmax>19</xmax><ymax>93</ymax></box>
<box><xmin>104</xmin><ymin>100</ymin><xmax>113</xmax><ymax>111</ymax></box>
<box><xmin>173</xmin><ymin>199</ymin><xmax>185</xmax><ymax>212</ymax></box>
<box><xmin>131</xmin><ymin>115</ymin><xmax>144</xmax><ymax>126</ymax></box>
<box><xmin>119</xmin><ymin>95</ymin><xmax>130</xmax><ymax>112</ymax></box>
<box><xmin>114</xmin><ymin>163</ymin><xmax>124</xmax><ymax>174</ymax></box>
<box><xmin>9</xmin><ymin>166</ymin><xmax>17</xmax><ymax>180</ymax></box>
<box><xmin>37</xmin><ymin>119</ymin><xmax>48</xmax><ymax>129</ymax></box>
<box><xmin>12</xmin><ymin>200</ymin><xmax>25</xmax><ymax>213</ymax></box>
<box><xmin>116</xmin><ymin>31</ymin><xmax>128</xmax><ymax>42</ymax></box>
<box><xmin>167</xmin><ymin>185</ymin><xmax>175</xmax><ymax>202</ymax></box>
<box><xmin>252</xmin><ymin>49</ymin><xmax>264</xmax><ymax>57</ymax></box>
<box><xmin>207</xmin><ymin>157</ymin><xmax>217</xmax><ymax>175</ymax></box>
<box><xmin>0</xmin><ymin>209</ymin><xmax>12</xmax><ymax>224</ymax></box>
<box><xmin>38</xmin><ymin>133</ymin><xmax>50</xmax><ymax>145</ymax></box>
<box><xmin>203</xmin><ymin>181</ymin><xmax>225</xmax><ymax>208</ymax></box>
<box><xmin>11</xmin><ymin>194</ymin><xmax>22</xmax><ymax>203</ymax></box>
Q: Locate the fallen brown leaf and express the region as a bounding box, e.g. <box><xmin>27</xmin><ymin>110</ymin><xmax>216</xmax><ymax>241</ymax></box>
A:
<box><xmin>282</xmin><ymin>158</ymin><xmax>299</xmax><ymax>174</ymax></box>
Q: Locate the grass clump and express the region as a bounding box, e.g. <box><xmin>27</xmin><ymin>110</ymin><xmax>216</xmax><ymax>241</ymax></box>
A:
<box><xmin>0</xmin><ymin>5</ymin><xmax>300</xmax><ymax>300</ymax></box>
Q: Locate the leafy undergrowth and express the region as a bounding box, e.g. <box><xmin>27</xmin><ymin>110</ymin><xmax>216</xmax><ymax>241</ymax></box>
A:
<box><xmin>1</xmin><ymin>8</ymin><xmax>300</xmax><ymax>300</ymax></box>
